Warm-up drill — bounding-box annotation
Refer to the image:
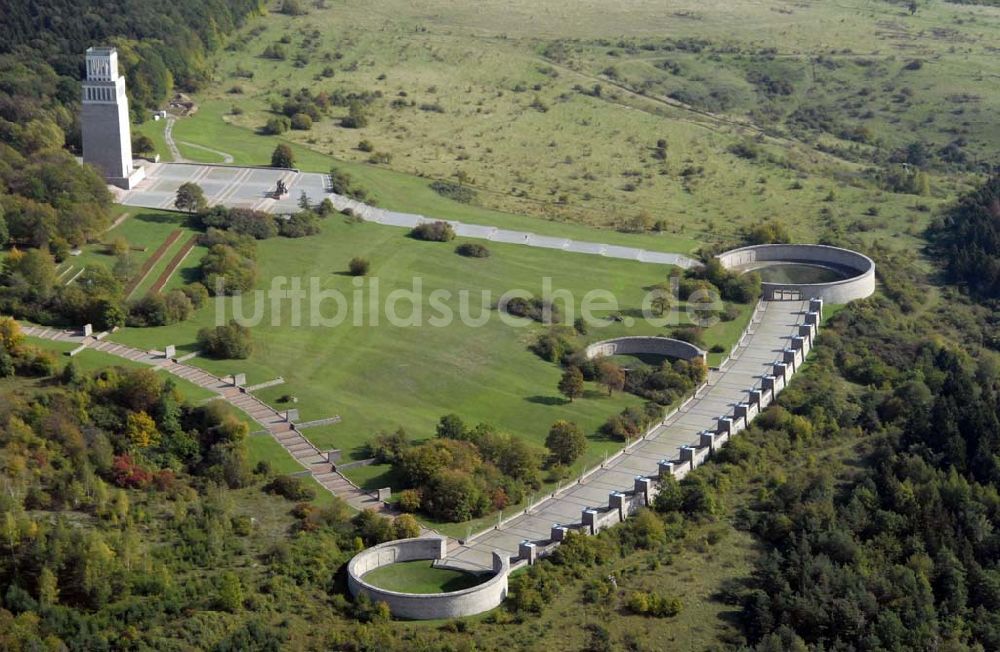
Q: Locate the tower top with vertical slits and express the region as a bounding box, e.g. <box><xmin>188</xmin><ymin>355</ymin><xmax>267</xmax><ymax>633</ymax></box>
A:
<box><xmin>85</xmin><ymin>47</ymin><xmax>119</xmax><ymax>82</ymax></box>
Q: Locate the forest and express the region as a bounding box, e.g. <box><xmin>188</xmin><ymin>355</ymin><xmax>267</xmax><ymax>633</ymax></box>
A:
<box><xmin>2</xmin><ymin>0</ymin><xmax>1000</xmax><ymax>647</ymax></box>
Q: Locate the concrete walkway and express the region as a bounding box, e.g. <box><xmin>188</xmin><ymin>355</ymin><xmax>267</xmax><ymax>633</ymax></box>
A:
<box><xmin>118</xmin><ymin>162</ymin><xmax>700</xmax><ymax>269</ymax></box>
<box><xmin>444</xmin><ymin>299</ymin><xmax>809</xmax><ymax>571</ymax></box>
<box><xmin>328</xmin><ymin>193</ymin><xmax>700</xmax><ymax>269</ymax></box>
<box><xmin>18</xmin><ymin>323</ymin><xmax>382</xmax><ymax>512</ymax></box>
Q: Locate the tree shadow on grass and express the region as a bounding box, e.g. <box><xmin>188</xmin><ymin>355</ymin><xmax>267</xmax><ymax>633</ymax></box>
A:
<box><xmin>525</xmin><ymin>395</ymin><xmax>568</xmax><ymax>406</ymax></box>
<box><xmin>351</xmin><ymin>464</ymin><xmax>403</xmax><ymax>492</ymax></box>
<box><xmin>134</xmin><ymin>211</ymin><xmax>186</xmax><ymax>225</ymax></box>
<box><xmin>439</xmin><ymin>571</ymin><xmax>491</xmax><ymax>592</ymax></box>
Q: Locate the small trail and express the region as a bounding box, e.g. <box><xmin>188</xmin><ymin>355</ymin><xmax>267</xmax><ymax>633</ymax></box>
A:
<box><xmin>178</xmin><ymin>140</ymin><xmax>235</xmax><ymax>164</ymax></box>
<box><xmin>164</xmin><ymin>115</ymin><xmax>234</xmax><ymax>164</ymax></box>
<box><xmin>163</xmin><ymin>117</ymin><xmax>185</xmax><ymax>163</ymax></box>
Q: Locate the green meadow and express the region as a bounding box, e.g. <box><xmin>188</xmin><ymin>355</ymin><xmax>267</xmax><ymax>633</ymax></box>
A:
<box><xmin>104</xmin><ymin>216</ymin><xmax>744</xmax><ymax>469</ymax></box>
<box><xmin>146</xmin><ymin>0</ymin><xmax>1000</xmax><ymax>255</ymax></box>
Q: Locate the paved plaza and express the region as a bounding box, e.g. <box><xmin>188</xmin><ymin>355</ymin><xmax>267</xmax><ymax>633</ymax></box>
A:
<box><xmin>120</xmin><ymin>162</ymin><xmax>331</xmax><ymax>214</ymax></box>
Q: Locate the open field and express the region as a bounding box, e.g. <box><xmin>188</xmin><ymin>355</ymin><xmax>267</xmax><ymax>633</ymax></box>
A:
<box><xmin>154</xmin><ymin>0</ymin><xmax>1000</xmax><ymax>253</ymax></box>
<box><xmin>104</xmin><ymin>215</ymin><xmax>747</xmax><ymax>469</ymax></box>
<box><xmin>162</xmin><ymin>102</ymin><xmax>704</xmax><ymax>255</ymax></box>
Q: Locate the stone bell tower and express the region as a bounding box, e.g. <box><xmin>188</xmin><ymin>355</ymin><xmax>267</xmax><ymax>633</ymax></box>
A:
<box><xmin>81</xmin><ymin>47</ymin><xmax>144</xmax><ymax>189</ymax></box>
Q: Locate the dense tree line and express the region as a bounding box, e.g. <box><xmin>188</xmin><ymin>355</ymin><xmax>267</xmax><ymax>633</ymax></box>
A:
<box><xmin>927</xmin><ymin>175</ymin><xmax>1000</xmax><ymax>300</ymax></box>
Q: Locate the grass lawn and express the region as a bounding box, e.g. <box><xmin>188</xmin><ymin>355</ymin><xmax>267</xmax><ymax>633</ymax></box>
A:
<box><xmin>106</xmin><ymin>216</ymin><xmax>747</xmax><ymax>468</ymax></box>
<box><xmin>247</xmin><ymin>434</ymin><xmax>307</xmax><ymax>476</ymax></box>
<box><xmin>171</xmin><ymin>101</ymin><xmax>702</xmax><ymax>255</ymax></box>
<box><xmin>362</xmin><ymin>560</ymin><xmax>490</xmax><ymax>594</ymax></box>
<box><xmin>71</xmin><ymin>208</ymin><xmax>204</xmax><ymax>298</ymax></box>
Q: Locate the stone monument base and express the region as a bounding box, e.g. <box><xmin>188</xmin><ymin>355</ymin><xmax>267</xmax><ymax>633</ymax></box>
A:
<box><xmin>107</xmin><ymin>165</ymin><xmax>146</xmax><ymax>190</ymax></box>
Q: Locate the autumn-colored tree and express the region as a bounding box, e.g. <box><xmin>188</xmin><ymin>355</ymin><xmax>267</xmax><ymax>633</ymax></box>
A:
<box><xmin>598</xmin><ymin>360</ymin><xmax>626</xmax><ymax>396</ymax></box>
<box><xmin>126</xmin><ymin>411</ymin><xmax>160</xmax><ymax>449</ymax></box>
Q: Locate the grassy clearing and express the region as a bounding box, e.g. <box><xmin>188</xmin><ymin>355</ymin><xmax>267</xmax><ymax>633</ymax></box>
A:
<box><xmin>71</xmin><ymin>208</ymin><xmax>203</xmax><ymax>292</ymax></box>
<box><xmin>171</xmin><ymin>101</ymin><xmax>701</xmax><ymax>255</ymax></box>
<box><xmin>362</xmin><ymin>560</ymin><xmax>489</xmax><ymax>594</ymax></box>
<box><xmin>176</xmin><ymin>0</ymin><xmax>998</xmax><ymax>251</ymax></box>
<box><xmin>105</xmin><ymin>216</ymin><xmax>745</xmax><ymax>466</ymax></box>
<box><xmin>134</xmin><ymin>118</ymin><xmax>171</xmax><ymax>162</ymax></box>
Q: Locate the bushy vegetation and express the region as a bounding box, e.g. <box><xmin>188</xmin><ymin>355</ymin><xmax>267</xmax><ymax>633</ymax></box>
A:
<box><xmin>379</xmin><ymin>414</ymin><xmax>543</xmax><ymax>522</ymax></box>
<box><xmin>197</xmin><ymin>319</ymin><xmax>253</xmax><ymax>359</ymax></box>
<box><xmin>409</xmin><ymin>220</ymin><xmax>456</xmax><ymax>242</ymax></box>
<box><xmin>430</xmin><ymin>180</ymin><xmax>477</xmax><ymax>204</ymax></box>
<box><xmin>500</xmin><ymin>294</ymin><xmax>559</xmax><ymax>323</ymax></box>
<box><xmin>455</xmin><ymin>242</ymin><xmax>490</xmax><ymax>258</ymax></box>
<box><xmin>0</xmin><ymin>319</ymin><xmax>451</xmax><ymax>648</ymax></box>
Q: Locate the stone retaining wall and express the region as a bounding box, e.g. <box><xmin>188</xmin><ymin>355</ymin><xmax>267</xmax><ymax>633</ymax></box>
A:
<box><xmin>347</xmin><ymin>298</ymin><xmax>835</xmax><ymax>620</ymax></box>
<box><xmin>347</xmin><ymin>537</ymin><xmax>509</xmax><ymax>620</ymax></box>
<box><xmin>716</xmin><ymin>244</ymin><xmax>875</xmax><ymax>303</ymax></box>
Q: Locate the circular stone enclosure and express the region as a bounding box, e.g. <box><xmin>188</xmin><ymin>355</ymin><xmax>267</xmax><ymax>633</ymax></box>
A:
<box><xmin>347</xmin><ymin>537</ymin><xmax>509</xmax><ymax>620</ymax></box>
<box><xmin>585</xmin><ymin>336</ymin><xmax>707</xmax><ymax>364</ymax></box>
<box><xmin>716</xmin><ymin>244</ymin><xmax>875</xmax><ymax>304</ymax></box>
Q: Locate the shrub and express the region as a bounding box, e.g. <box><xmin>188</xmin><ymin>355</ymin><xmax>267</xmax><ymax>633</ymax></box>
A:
<box><xmin>265</xmin><ymin>116</ymin><xmax>291</xmax><ymax>135</ymax></box>
<box><xmin>410</xmin><ymin>221</ymin><xmax>455</xmax><ymax>242</ymax></box>
<box><xmin>200</xmin><ymin>244</ymin><xmax>258</xmax><ymax>295</ymax></box>
<box><xmin>271</xmin><ymin>143</ymin><xmax>295</xmax><ymax>168</ymax></box>
<box><xmin>501</xmin><ymin>295</ymin><xmax>559</xmax><ymax>323</ymax></box>
<box><xmin>265</xmin><ymin>475</ymin><xmax>316</xmax><ymax>501</ymax></box>
<box><xmin>369</xmin><ymin>427</ymin><xmax>409</xmax><ymax>463</ymax></box>
<box><xmin>127</xmin><ymin>294</ymin><xmax>168</xmax><ymax>327</ymax></box>
<box><xmin>545</xmin><ymin>420</ymin><xmax>586</xmax><ymax>465</ymax></box>
<box><xmin>393</xmin><ymin>514</ymin><xmax>421</xmax><ymax>539</ymax></box>
<box><xmin>455</xmin><ymin>243</ymin><xmax>490</xmax><ymax>258</ymax></box>
<box><xmin>278</xmin><ymin>211</ymin><xmax>320</xmax><ymax>238</ymax></box>
<box><xmin>348</xmin><ymin>257</ymin><xmax>370</xmax><ymax>276</ymax></box>
<box><xmin>262</xmin><ymin>44</ymin><xmax>287</xmax><ymax>60</ymax></box>
<box><xmin>430</xmin><ymin>180</ymin><xmax>477</xmax><ymax>204</ymax></box>
<box><xmin>626</xmin><ymin>591</ymin><xmax>683</xmax><ymax>617</ymax></box>
<box><xmin>198</xmin><ymin>320</ymin><xmax>253</xmax><ymax>359</ymax></box>
<box><xmin>290</xmin><ymin>113</ymin><xmax>312</xmax><ymax>130</ymax></box>
<box><xmin>397</xmin><ymin>488</ymin><xmax>422</xmax><ymax>512</ymax></box>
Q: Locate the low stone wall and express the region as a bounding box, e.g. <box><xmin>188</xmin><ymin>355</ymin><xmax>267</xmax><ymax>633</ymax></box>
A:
<box><xmin>347</xmin><ymin>537</ymin><xmax>509</xmax><ymax>620</ymax></box>
<box><xmin>716</xmin><ymin>244</ymin><xmax>875</xmax><ymax>304</ymax></box>
<box><xmin>585</xmin><ymin>336</ymin><xmax>706</xmax><ymax>363</ymax></box>
<box><xmin>520</xmin><ymin>300</ymin><xmax>828</xmax><ymax>569</ymax></box>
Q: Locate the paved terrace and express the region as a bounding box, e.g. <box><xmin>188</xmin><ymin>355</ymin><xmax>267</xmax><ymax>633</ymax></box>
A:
<box><xmin>445</xmin><ymin>299</ymin><xmax>809</xmax><ymax>571</ymax></box>
<box><xmin>119</xmin><ymin>162</ymin><xmax>700</xmax><ymax>269</ymax></box>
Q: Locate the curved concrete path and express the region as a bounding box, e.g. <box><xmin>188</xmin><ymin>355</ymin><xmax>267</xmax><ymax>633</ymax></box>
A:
<box><xmin>119</xmin><ymin>162</ymin><xmax>700</xmax><ymax>269</ymax></box>
<box><xmin>327</xmin><ymin>192</ymin><xmax>699</xmax><ymax>269</ymax></box>
<box><xmin>445</xmin><ymin>299</ymin><xmax>809</xmax><ymax>571</ymax></box>
<box><xmin>18</xmin><ymin>322</ymin><xmax>381</xmax><ymax>512</ymax></box>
